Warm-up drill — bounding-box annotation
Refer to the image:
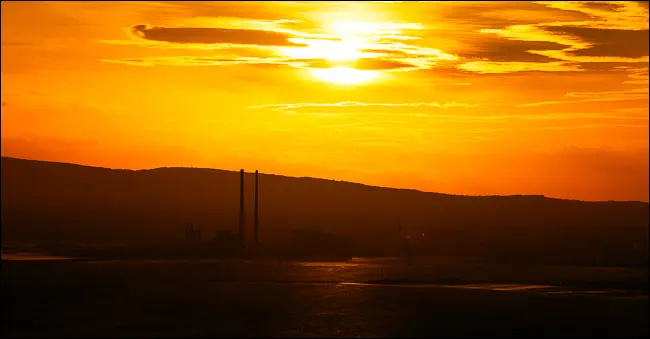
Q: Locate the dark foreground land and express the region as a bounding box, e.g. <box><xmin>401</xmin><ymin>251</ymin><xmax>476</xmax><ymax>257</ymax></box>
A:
<box><xmin>2</xmin><ymin>258</ymin><xmax>648</xmax><ymax>338</ymax></box>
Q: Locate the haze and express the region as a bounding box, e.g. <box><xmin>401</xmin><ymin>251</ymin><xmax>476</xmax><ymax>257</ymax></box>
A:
<box><xmin>1</xmin><ymin>1</ymin><xmax>648</xmax><ymax>202</ymax></box>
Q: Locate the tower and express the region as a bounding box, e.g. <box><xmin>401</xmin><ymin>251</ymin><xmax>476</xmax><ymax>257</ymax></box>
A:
<box><xmin>239</xmin><ymin>169</ymin><xmax>245</xmax><ymax>249</ymax></box>
<box><xmin>254</xmin><ymin>170</ymin><xmax>259</xmax><ymax>249</ymax></box>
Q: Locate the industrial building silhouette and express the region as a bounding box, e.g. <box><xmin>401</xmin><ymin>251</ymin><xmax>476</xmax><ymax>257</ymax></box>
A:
<box><xmin>183</xmin><ymin>168</ymin><xmax>409</xmax><ymax>260</ymax></box>
<box><xmin>187</xmin><ymin>169</ymin><xmax>262</xmax><ymax>256</ymax></box>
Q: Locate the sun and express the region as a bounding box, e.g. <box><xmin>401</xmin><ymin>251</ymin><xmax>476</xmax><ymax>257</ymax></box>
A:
<box><xmin>283</xmin><ymin>39</ymin><xmax>366</xmax><ymax>61</ymax></box>
<box><xmin>310</xmin><ymin>67</ymin><xmax>379</xmax><ymax>84</ymax></box>
<box><xmin>279</xmin><ymin>20</ymin><xmax>401</xmax><ymax>84</ymax></box>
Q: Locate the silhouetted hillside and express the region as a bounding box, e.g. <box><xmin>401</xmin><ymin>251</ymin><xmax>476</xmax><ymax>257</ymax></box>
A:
<box><xmin>2</xmin><ymin>157</ymin><xmax>648</xmax><ymax>266</ymax></box>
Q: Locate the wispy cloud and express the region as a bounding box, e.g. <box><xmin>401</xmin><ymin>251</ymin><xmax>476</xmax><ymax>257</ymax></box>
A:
<box><xmin>131</xmin><ymin>24</ymin><xmax>305</xmax><ymax>47</ymax></box>
<box><xmin>624</xmin><ymin>67</ymin><xmax>650</xmax><ymax>85</ymax></box>
<box><xmin>535</xmin><ymin>1</ymin><xmax>649</xmax><ymax>30</ymax></box>
<box><xmin>520</xmin><ymin>88</ymin><xmax>649</xmax><ymax>107</ymax></box>
<box><xmin>566</xmin><ymin>88</ymin><xmax>649</xmax><ymax>99</ymax></box>
<box><xmin>451</xmin><ymin>1</ymin><xmax>649</xmax><ymax>74</ymax></box>
<box><xmin>245</xmin><ymin>99</ymin><xmax>647</xmax><ymax>124</ymax></box>
<box><xmin>247</xmin><ymin>101</ymin><xmax>484</xmax><ymax>111</ymax></box>
<box><xmin>99</xmin><ymin>14</ymin><xmax>460</xmax><ymax>73</ymax></box>
<box><xmin>458</xmin><ymin>61</ymin><xmax>581</xmax><ymax>74</ymax></box>
<box><xmin>100</xmin><ymin>56</ymin><xmax>309</xmax><ymax>67</ymax></box>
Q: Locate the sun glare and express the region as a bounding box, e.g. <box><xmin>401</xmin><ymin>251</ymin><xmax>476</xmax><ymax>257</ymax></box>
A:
<box><xmin>284</xmin><ymin>38</ymin><xmax>366</xmax><ymax>61</ymax></box>
<box><xmin>280</xmin><ymin>20</ymin><xmax>407</xmax><ymax>84</ymax></box>
<box><xmin>310</xmin><ymin>67</ymin><xmax>379</xmax><ymax>84</ymax></box>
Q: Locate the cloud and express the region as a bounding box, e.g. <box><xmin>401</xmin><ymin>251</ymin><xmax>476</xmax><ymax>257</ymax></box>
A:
<box><xmin>475</xmin><ymin>1</ymin><xmax>649</xmax><ymax>67</ymax></box>
<box><xmin>360</xmin><ymin>49</ymin><xmax>412</xmax><ymax>57</ymax></box>
<box><xmin>99</xmin><ymin>38</ymin><xmax>271</xmax><ymax>51</ymax></box>
<box><xmin>100</xmin><ymin>55</ymin><xmax>427</xmax><ymax>72</ymax></box>
<box><xmin>581</xmin><ymin>2</ymin><xmax>627</xmax><ymax>12</ymax></box>
<box><xmin>433</xmin><ymin>1</ymin><xmax>593</xmax><ymax>29</ymax></box>
<box><xmin>249</xmin><ymin>100</ymin><xmax>647</xmax><ymax>114</ymax></box>
<box><xmin>107</xmin><ymin>20</ymin><xmax>458</xmax><ymax>72</ymax></box>
<box><xmin>101</xmin><ymin>55</ymin><xmax>428</xmax><ymax>72</ymax></box>
<box><xmin>624</xmin><ymin>67</ymin><xmax>649</xmax><ymax>84</ymax></box>
<box><xmin>131</xmin><ymin>24</ymin><xmax>304</xmax><ymax>47</ymax></box>
<box><xmin>362</xmin><ymin>42</ymin><xmax>458</xmax><ymax>60</ymax></box>
<box><xmin>247</xmin><ymin>101</ymin><xmax>483</xmax><ymax>112</ymax></box>
<box><xmin>303</xmin><ymin>58</ymin><xmax>419</xmax><ymax>71</ymax></box>
<box><xmin>455</xmin><ymin>39</ymin><xmax>569</xmax><ymax>62</ymax></box>
<box><xmin>519</xmin><ymin>88</ymin><xmax>649</xmax><ymax>107</ymax></box>
<box><xmin>565</xmin><ymin>88</ymin><xmax>649</xmax><ymax>99</ymax></box>
<box><xmin>636</xmin><ymin>1</ymin><xmax>650</xmax><ymax>11</ymax></box>
<box><xmin>100</xmin><ymin>56</ymin><xmax>309</xmax><ymax>68</ymax></box>
<box><xmin>176</xmin><ymin>1</ymin><xmax>310</xmax><ymax>21</ymax></box>
<box><xmin>244</xmin><ymin>99</ymin><xmax>648</xmax><ymax>127</ymax></box>
<box><xmin>576</xmin><ymin>62</ymin><xmax>649</xmax><ymax>72</ymax></box>
<box><xmin>544</xmin><ymin>26</ymin><xmax>649</xmax><ymax>58</ymax></box>
<box><xmin>458</xmin><ymin>61</ymin><xmax>581</xmax><ymax>74</ymax></box>
<box><xmin>355</xmin><ymin>58</ymin><xmax>421</xmax><ymax>70</ymax></box>
<box><xmin>536</xmin><ymin>1</ymin><xmax>649</xmax><ymax>30</ymax></box>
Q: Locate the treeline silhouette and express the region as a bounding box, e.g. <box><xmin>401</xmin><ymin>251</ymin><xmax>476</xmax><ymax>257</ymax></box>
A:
<box><xmin>1</xmin><ymin>157</ymin><xmax>648</xmax><ymax>267</ymax></box>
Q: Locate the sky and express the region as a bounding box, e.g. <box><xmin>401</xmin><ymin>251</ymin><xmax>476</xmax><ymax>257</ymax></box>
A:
<box><xmin>1</xmin><ymin>1</ymin><xmax>648</xmax><ymax>202</ymax></box>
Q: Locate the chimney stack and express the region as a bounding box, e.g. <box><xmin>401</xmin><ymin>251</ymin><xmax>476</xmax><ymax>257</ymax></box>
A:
<box><xmin>254</xmin><ymin>170</ymin><xmax>259</xmax><ymax>248</ymax></box>
<box><xmin>239</xmin><ymin>169</ymin><xmax>245</xmax><ymax>249</ymax></box>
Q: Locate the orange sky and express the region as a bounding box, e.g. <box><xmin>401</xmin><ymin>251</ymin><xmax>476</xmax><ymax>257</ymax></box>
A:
<box><xmin>1</xmin><ymin>1</ymin><xmax>648</xmax><ymax>202</ymax></box>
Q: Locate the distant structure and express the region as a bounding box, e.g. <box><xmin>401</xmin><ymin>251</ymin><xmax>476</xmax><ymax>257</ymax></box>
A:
<box><xmin>185</xmin><ymin>222</ymin><xmax>200</xmax><ymax>244</ymax></box>
<box><xmin>239</xmin><ymin>169</ymin><xmax>245</xmax><ymax>250</ymax></box>
<box><xmin>253</xmin><ymin>170</ymin><xmax>259</xmax><ymax>249</ymax></box>
<box><xmin>210</xmin><ymin>169</ymin><xmax>260</xmax><ymax>255</ymax></box>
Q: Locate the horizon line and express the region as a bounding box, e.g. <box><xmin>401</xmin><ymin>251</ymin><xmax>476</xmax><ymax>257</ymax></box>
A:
<box><xmin>2</xmin><ymin>155</ymin><xmax>648</xmax><ymax>204</ymax></box>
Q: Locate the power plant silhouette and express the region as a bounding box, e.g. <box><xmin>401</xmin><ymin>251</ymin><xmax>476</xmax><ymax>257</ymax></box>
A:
<box><xmin>237</xmin><ymin>169</ymin><xmax>260</xmax><ymax>251</ymax></box>
<box><xmin>239</xmin><ymin>169</ymin><xmax>246</xmax><ymax>249</ymax></box>
<box><xmin>181</xmin><ymin>168</ymin><xmax>408</xmax><ymax>260</ymax></box>
<box><xmin>185</xmin><ymin>169</ymin><xmax>260</xmax><ymax>256</ymax></box>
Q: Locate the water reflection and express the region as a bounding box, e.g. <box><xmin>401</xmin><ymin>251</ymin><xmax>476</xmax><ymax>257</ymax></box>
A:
<box><xmin>452</xmin><ymin>283</ymin><xmax>554</xmax><ymax>291</ymax></box>
<box><xmin>339</xmin><ymin>281</ymin><xmax>648</xmax><ymax>299</ymax></box>
<box><xmin>1</xmin><ymin>252</ymin><xmax>76</xmax><ymax>261</ymax></box>
<box><xmin>297</xmin><ymin>261</ymin><xmax>362</xmax><ymax>267</ymax></box>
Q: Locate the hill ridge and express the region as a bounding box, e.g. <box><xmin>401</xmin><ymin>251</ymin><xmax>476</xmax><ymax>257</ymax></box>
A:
<box><xmin>5</xmin><ymin>155</ymin><xmax>618</xmax><ymax>203</ymax></box>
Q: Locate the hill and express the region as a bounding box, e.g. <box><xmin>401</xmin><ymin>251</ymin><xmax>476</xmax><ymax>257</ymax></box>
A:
<box><xmin>1</xmin><ymin>156</ymin><xmax>648</xmax><ymax>266</ymax></box>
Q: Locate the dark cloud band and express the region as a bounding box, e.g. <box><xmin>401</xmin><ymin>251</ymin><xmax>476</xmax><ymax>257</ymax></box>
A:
<box><xmin>131</xmin><ymin>24</ymin><xmax>304</xmax><ymax>47</ymax></box>
<box><xmin>544</xmin><ymin>26</ymin><xmax>649</xmax><ymax>58</ymax></box>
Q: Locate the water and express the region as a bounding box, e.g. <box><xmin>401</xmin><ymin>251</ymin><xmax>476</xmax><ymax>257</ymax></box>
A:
<box><xmin>3</xmin><ymin>258</ymin><xmax>648</xmax><ymax>337</ymax></box>
<box><xmin>3</xmin><ymin>253</ymin><xmax>646</xmax><ymax>297</ymax></box>
<box><xmin>1</xmin><ymin>252</ymin><xmax>76</xmax><ymax>261</ymax></box>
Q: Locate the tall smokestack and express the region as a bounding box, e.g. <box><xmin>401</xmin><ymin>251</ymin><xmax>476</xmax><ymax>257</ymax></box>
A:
<box><xmin>239</xmin><ymin>169</ymin><xmax>245</xmax><ymax>249</ymax></box>
<box><xmin>254</xmin><ymin>170</ymin><xmax>259</xmax><ymax>248</ymax></box>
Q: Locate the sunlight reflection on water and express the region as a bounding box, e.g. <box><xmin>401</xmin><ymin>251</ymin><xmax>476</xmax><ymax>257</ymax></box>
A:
<box><xmin>339</xmin><ymin>282</ymin><xmax>648</xmax><ymax>299</ymax></box>
<box><xmin>4</xmin><ymin>254</ymin><xmax>646</xmax><ymax>300</ymax></box>
<box><xmin>1</xmin><ymin>252</ymin><xmax>76</xmax><ymax>261</ymax></box>
<box><xmin>297</xmin><ymin>261</ymin><xmax>362</xmax><ymax>267</ymax></box>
